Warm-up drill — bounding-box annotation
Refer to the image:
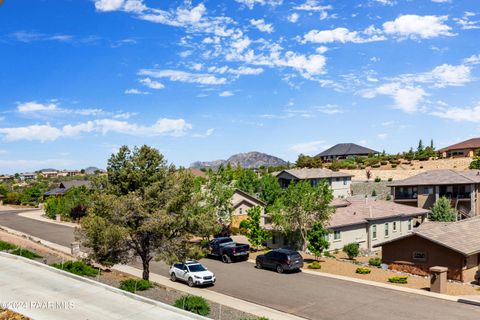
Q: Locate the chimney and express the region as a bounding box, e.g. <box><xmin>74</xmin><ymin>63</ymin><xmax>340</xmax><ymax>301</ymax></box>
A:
<box><xmin>369</xmin><ymin>206</ymin><xmax>373</xmax><ymax>218</ymax></box>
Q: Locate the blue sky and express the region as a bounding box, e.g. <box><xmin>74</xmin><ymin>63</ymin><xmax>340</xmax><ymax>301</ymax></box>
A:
<box><xmin>0</xmin><ymin>0</ymin><xmax>480</xmax><ymax>173</ymax></box>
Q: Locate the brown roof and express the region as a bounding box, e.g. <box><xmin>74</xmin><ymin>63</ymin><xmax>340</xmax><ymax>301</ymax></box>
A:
<box><xmin>412</xmin><ymin>218</ymin><xmax>480</xmax><ymax>256</ymax></box>
<box><xmin>233</xmin><ymin>189</ymin><xmax>266</xmax><ymax>207</ymax></box>
<box><xmin>277</xmin><ymin>168</ymin><xmax>353</xmax><ymax>180</ymax></box>
<box><xmin>388</xmin><ymin>169</ymin><xmax>480</xmax><ymax>187</ymax></box>
<box><xmin>328</xmin><ymin>198</ymin><xmax>429</xmax><ymax>229</ymax></box>
<box><xmin>438</xmin><ymin>137</ymin><xmax>480</xmax><ymax>152</ymax></box>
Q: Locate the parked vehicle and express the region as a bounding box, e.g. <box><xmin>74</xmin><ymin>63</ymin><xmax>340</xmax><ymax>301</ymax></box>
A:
<box><xmin>255</xmin><ymin>248</ymin><xmax>304</xmax><ymax>273</ymax></box>
<box><xmin>206</xmin><ymin>237</ymin><xmax>250</xmax><ymax>263</ymax></box>
<box><xmin>169</xmin><ymin>261</ymin><xmax>215</xmax><ymax>287</ymax></box>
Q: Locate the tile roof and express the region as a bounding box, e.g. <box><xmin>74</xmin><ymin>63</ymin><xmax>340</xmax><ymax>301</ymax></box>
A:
<box><xmin>328</xmin><ymin>198</ymin><xmax>429</xmax><ymax>228</ymax></box>
<box><xmin>411</xmin><ymin>217</ymin><xmax>480</xmax><ymax>256</ymax></box>
<box><xmin>388</xmin><ymin>169</ymin><xmax>480</xmax><ymax>186</ymax></box>
<box><xmin>438</xmin><ymin>137</ymin><xmax>480</xmax><ymax>152</ymax></box>
<box><xmin>277</xmin><ymin>168</ymin><xmax>353</xmax><ymax>180</ymax></box>
<box><xmin>316</xmin><ymin>143</ymin><xmax>379</xmax><ymax>157</ymax></box>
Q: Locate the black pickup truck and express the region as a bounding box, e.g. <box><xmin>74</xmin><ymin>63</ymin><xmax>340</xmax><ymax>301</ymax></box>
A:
<box><xmin>207</xmin><ymin>237</ymin><xmax>250</xmax><ymax>263</ymax></box>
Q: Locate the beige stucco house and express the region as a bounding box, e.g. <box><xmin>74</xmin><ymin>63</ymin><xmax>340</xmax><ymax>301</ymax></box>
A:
<box><xmin>274</xmin><ymin>168</ymin><xmax>353</xmax><ymax>198</ymax></box>
<box><xmin>230</xmin><ymin>189</ymin><xmax>266</xmax><ymax>228</ymax></box>
<box><xmin>438</xmin><ymin>137</ymin><xmax>480</xmax><ymax>158</ymax></box>
<box><xmin>264</xmin><ymin>198</ymin><xmax>428</xmax><ymax>252</ymax></box>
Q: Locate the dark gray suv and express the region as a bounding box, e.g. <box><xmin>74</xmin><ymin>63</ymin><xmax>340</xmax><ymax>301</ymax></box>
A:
<box><xmin>255</xmin><ymin>249</ymin><xmax>304</xmax><ymax>273</ymax></box>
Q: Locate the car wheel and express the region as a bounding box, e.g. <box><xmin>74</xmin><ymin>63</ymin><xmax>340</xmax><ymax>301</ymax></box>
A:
<box><xmin>276</xmin><ymin>264</ymin><xmax>284</xmax><ymax>274</ymax></box>
<box><xmin>256</xmin><ymin>260</ymin><xmax>263</xmax><ymax>269</ymax></box>
<box><xmin>222</xmin><ymin>254</ymin><xmax>232</xmax><ymax>263</ymax></box>
<box><xmin>170</xmin><ymin>273</ymin><xmax>177</xmax><ymax>282</ymax></box>
<box><xmin>188</xmin><ymin>277</ymin><xmax>195</xmax><ymax>287</ymax></box>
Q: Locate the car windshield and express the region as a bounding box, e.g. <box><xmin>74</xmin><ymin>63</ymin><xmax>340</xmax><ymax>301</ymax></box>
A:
<box><xmin>188</xmin><ymin>264</ymin><xmax>207</xmax><ymax>272</ymax></box>
<box><xmin>288</xmin><ymin>253</ymin><xmax>302</xmax><ymax>260</ymax></box>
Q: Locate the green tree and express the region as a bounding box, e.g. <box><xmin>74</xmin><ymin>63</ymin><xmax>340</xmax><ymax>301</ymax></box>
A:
<box><xmin>203</xmin><ymin>169</ymin><xmax>235</xmax><ymax>226</ymax></box>
<box><xmin>234</xmin><ymin>166</ymin><xmax>260</xmax><ymax>195</ymax></box>
<box><xmin>430</xmin><ymin>196</ymin><xmax>457</xmax><ymax>222</ymax></box>
<box><xmin>258</xmin><ymin>174</ymin><xmax>283</xmax><ymax>211</ymax></box>
<box><xmin>0</xmin><ymin>184</ymin><xmax>8</xmax><ymax>197</ymax></box>
<box><xmin>295</xmin><ymin>154</ymin><xmax>322</xmax><ymax>168</ymax></box>
<box><xmin>417</xmin><ymin>139</ymin><xmax>424</xmax><ymax>153</ymax></box>
<box><xmin>239</xmin><ymin>206</ymin><xmax>270</xmax><ymax>249</ymax></box>
<box><xmin>307</xmin><ymin>222</ymin><xmax>330</xmax><ymax>260</ymax></box>
<box><xmin>78</xmin><ymin>145</ymin><xmax>205</xmax><ymax>281</ymax></box>
<box><xmin>271</xmin><ymin>180</ymin><xmax>334</xmax><ymax>250</ymax></box>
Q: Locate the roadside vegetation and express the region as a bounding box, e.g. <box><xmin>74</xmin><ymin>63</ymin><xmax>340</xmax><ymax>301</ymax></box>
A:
<box><xmin>119</xmin><ymin>278</ymin><xmax>154</xmax><ymax>293</ymax></box>
<box><xmin>10</xmin><ymin>248</ymin><xmax>42</xmax><ymax>259</ymax></box>
<box><xmin>51</xmin><ymin>260</ymin><xmax>99</xmax><ymax>277</ymax></box>
<box><xmin>174</xmin><ymin>295</ymin><xmax>210</xmax><ymax>316</ymax></box>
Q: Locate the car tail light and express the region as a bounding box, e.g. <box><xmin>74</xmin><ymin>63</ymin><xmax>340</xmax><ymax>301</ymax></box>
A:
<box><xmin>233</xmin><ymin>248</ymin><xmax>236</xmax><ymax>254</ymax></box>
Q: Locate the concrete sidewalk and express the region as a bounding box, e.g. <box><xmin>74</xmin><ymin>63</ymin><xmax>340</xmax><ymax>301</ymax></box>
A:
<box><xmin>17</xmin><ymin>209</ymin><xmax>78</xmax><ymax>228</ymax></box>
<box><xmin>0</xmin><ymin>252</ymin><xmax>207</xmax><ymax>320</ymax></box>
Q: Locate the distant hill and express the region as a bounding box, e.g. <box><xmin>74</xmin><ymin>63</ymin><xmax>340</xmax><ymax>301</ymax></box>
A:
<box><xmin>190</xmin><ymin>151</ymin><xmax>288</xmax><ymax>169</ymax></box>
<box><xmin>83</xmin><ymin>166</ymin><xmax>104</xmax><ymax>174</ymax></box>
<box><xmin>39</xmin><ymin>168</ymin><xmax>58</xmax><ymax>172</ymax></box>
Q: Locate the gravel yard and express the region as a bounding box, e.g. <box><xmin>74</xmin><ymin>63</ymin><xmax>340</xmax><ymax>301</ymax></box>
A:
<box><xmin>0</xmin><ymin>308</ymin><xmax>29</xmax><ymax>320</ymax></box>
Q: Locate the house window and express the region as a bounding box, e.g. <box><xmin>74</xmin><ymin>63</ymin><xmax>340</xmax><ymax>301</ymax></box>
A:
<box><xmin>393</xmin><ymin>221</ymin><xmax>397</xmax><ymax>232</ymax></box>
<box><xmin>423</xmin><ymin>186</ymin><xmax>433</xmax><ymax>195</ymax></box>
<box><xmin>333</xmin><ymin>230</ymin><xmax>341</xmax><ymax>241</ymax></box>
<box><xmin>272</xmin><ymin>235</ymin><xmax>276</xmax><ymax>244</ymax></box>
<box><xmin>408</xmin><ymin>219</ymin><xmax>412</xmax><ymax>231</ymax></box>
<box><xmin>384</xmin><ymin>223</ymin><xmax>389</xmax><ymax>237</ymax></box>
<box><xmin>372</xmin><ymin>225</ymin><xmax>377</xmax><ymax>239</ymax></box>
<box><xmin>343</xmin><ymin>177</ymin><xmax>348</xmax><ymax>185</ymax></box>
<box><xmin>239</xmin><ymin>208</ymin><xmax>243</xmax><ymax>214</ymax></box>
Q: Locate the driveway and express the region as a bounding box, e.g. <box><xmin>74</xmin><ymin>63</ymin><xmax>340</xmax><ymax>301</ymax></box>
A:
<box><xmin>1</xmin><ymin>209</ymin><xmax>479</xmax><ymax>320</ymax></box>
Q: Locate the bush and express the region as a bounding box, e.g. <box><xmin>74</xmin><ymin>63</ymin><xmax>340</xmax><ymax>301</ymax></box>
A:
<box><xmin>11</xmin><ymin>248</ymin><xmax>42</xmax><ymax>259</ymax></box>
<box><xmin>387</xmin><ymin>177</ymin><xmax>393</xmax><ymax>182</ymax></box>
<box><xmin>0</xmin><ymin>240</ymin><xmax>17</xmax><ymax>251</ymax></box>
<box><xmin>386</xmin><ymin>194</ymin><xmax>392</xmax><ymax>201</ymax></box>
<box><xmin>308</xmin><ymin>261</ymin><xmax>321</xmax><ymax>269</ymax></box>
<box><xmin>374</xmin><ymin>177</ymin><xmax>381</xmax><ymax>182</ymax></box>
<box><xmin>371</xmin><ymin>190</ymin><xmax>377</xmax><ymax>197</ymax></box>
<box><xmin>391</xmin><ymin>164</ymin><xmax>397</xmax><ymax>168</ymax></box>
<box><xmin>347</xmin><ymin>164</ymin><xmax>357</xmax><ymax>170</ymax></box>
<box><xmin>120</xmin><ymin>278</ymin><xmax>153</xmax><ymax>293</ymax></box>
<box><xmin>380</xmin><ymin>161</ymin><xmax>388</xmax><ymax>166</ymax></box>
<box><xmin>388</xmin><ymin>276</ymin><xmax>408</xmax><ymax>284</ymax></box>
<box><xmin>371</xmin><ymin>164</ymin><xmax>381</xmax><ymax>168</ymax></box>
<box><xmin>323</xmin><ymin>251</ymin><xmax>333</xmax><ymax>258</ymax></box>
<box><xmin>356</xmin><ymin>267</ymin><xmax>371</xmax><ymax>274</ymax></box>
<box><xmin>343</xmin><ymin>243</ymin><xmax>360</xmax><ymax>259</ymax></box>
<box><xmin>368</xmin><ymin>257</ymin><xmax>381</xmax><ymax>267</ymax></box>
<box><xmin>51</xmin><ymin>260</ymin><xmax>99</xmax><ymax>277</ymax></box>
<box><xmin>174</xmin><ymin>295</ymin><xmax>210</xmax><ymax>316</ymax></box>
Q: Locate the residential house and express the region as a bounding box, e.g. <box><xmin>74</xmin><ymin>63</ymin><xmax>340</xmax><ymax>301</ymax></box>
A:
<box><xmin>274</xmin><ymin>168</ymin><xmax>352</xmax><ymax>198</ymax></box>
<box><xmin>378</xmin><ymin>217</ymin><xmax>480</xmax><ymax>282</ymax></box>
<box><xmin>0</xmin><ymin>175</ymin><xmax>13</xmax><ymax>182</ymax></box>
<box><xmin>264</xmin><ymin>198</ymin><xmax>428</xmax><ymax>252</ymax></box>
<box><xmin>389</xmin><ymin>169</ymin><xmax>480</xmax><ymax>218</ymax></box>
<box><xmin>58</xmin><ymin>170</ymin><xmax>81</xmax><ymax>177</ymax></box>
<box><xmin>316</xmin><ymin>143</ymin><xmax>379</xmax><ymax>162</ymax></box>
<box><xmin>20</xmin><ymin>172</ymin><xmax>36</xmax><ymax>181</ymax></box>
<box><xmin>231</xmin><ymin>189</ymin><xmax>266</xmax><ymax>229</ymax></box>
<box><xmin>44</xmin><ymin>180</ymin><xmax>92</xmax><ymax>196</ymax></box>
<box><xmin>41</xmin><ymin>170</ymin><xmax>59</xmax><ymax>178</ymax></box>
<box><xmin>438</xmin><ymin>137</ymin><xmax>480</xmax><ymax>158</ymax></box>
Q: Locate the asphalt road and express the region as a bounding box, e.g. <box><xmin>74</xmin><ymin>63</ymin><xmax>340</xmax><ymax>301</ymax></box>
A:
<box><xmin>1</xmin><ymin>209</ymin><xmax>479</xmax><ymax>320</ymax></box>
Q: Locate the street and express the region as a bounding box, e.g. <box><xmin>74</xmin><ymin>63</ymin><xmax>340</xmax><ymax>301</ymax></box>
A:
<box><xmin>0</xmin><ymin>209</ymin><xmax>479</xmax><ymax>320</ymax></box>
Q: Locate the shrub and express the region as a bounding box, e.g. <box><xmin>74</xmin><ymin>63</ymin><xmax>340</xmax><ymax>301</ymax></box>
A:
<box><xmin>120</xmin><ymin>278</ymin><xmax>154</xmax><ymax>293</ymax></box>
<box><xmin>356</xmin><ymin>267</ymin><xmax>371</xmax><ymax>274</ymax></box>
<box><xmin>0</xmin><ymin>240</ymin><xmax>17</xmax><ymax>251</ymax></box>
<box><xmin>374</xmin><ymin>177</ymin><xmax>381</xmax><ymax>182</ymax></box>
<box><xmin>51</xmin><ymin>260</ymin><xmax>99</xmax><ymax>277</ymax></box>
<box><xmin>387</xmin><ymin>177</ymin><xmax>393</xmax><ymax>182</ymax></box>
<box><xmin>174</xmin><ymin>295</ymin><xmax>210</xmax><ymax>316</ymax></box>
<box><xmin>347</xmin><ymin>164</ymin><xmax>357</xmax><ymax>170</ymax></box>
<box><xmin>371</xmin><ymin>190</ymin><xmax>377</xmax><ymax>197</ymax></box>
<box><xmin>388</xmin><ymin>276</ymin><xmax>408</xmax><ymax>284</ymax></box>
<box><xmin>386</xmin><ymin>194</ymin><xmax>392</xmax><ymax>201</ymax></box>
<box><xmin>343</xmin><ymin>243</ymin><xmax>360</xmax><ymax>259</ymax></box>
<box><xmin>380</xmin><ymin>161</ymin><xmax>388</xmax><ymax>166</ymax></box>
<box><xmin>371</xmin><ymin>164</ymin><xmax>381</xmax><ymax>168</ymax></box>
<box><xmin>308</xmin><ymin>261</ymin><xmax>321</xmax><ymax>269</ymax></box>
<box><xmin>368</xmin><ymin>257</ymin><xmax>381</xmax><ymax>267</ymax></box>
<box><xmin>323</xmin><ymin>251</ymin><xmax>333</xmax><ymax>258</ymax></box>
<box><xmin>391</xmin><ymin>164</ymin><xmax>397</xmax><ymax>169</ymax></box>
<box><xmin>11</xmin><ymin>248</ymin><xmax>42</xmax><ymax>259</ymax></box>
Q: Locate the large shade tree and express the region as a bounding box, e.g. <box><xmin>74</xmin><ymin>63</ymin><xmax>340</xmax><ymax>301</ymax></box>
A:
<box><xmin>78</xmin><ymin>145</ymin><xmax>205</xmax><ymax>280</ymax></box>
<box><xmin>271</xmin><ymin>180</ymin><xmax>334</xmax><ymax>250</ymax></box>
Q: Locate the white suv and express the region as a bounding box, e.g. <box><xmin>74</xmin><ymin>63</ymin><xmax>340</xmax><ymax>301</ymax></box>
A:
<box><xmin>169</xmin><ymin>261</ymin><xmax>216</xmax><ymax>287</ymax></box>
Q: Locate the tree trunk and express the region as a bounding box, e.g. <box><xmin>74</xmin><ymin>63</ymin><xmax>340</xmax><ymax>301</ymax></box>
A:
<box><xmin>141</xmin><ymin>256</ymin><xmax>150</xmax><ymax>281</ymax></box>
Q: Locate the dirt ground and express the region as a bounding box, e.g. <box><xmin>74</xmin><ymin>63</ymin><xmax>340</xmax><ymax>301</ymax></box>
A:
<box><xmin>0</xmin><ymin>308</ymin><xmax>29</xmax><ymax>320</ymax></box>
<box><xmin>340</xmin><ymin>157</ymin><xmax>472</xmax><ymax>181</ymax></box>
<box><xmin>250</xmin><ymin>250</ymin><xmax>480</xmax><ymax>296</ymax></box>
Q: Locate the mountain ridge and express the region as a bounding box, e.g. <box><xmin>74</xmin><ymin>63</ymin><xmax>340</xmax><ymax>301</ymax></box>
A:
<box><xmin>190</xmin><ymin>151</ymin><xmax>288</xmax><ymax>169</ymax></box>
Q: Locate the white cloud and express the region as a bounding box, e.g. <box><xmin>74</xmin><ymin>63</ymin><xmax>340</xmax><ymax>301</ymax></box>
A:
<box><xmin>454</xmin><ymin>12</ymin><xmax>480</xmax><ymax>30</ymax></box>
<box><xmin>290</xmin><ymin>140</ymin><xmax>327</xmax><ymax>155</ymax></box>
<box><xmin>314</xmin><ymin>104</ymin><xmax>343</xmax><ymax>115</ymax></box>
<box><xmin>17</xmin><ymin>101</ymin><xmax>57</xmax><ymax>113</ymax></box>
<box><xmin>193</xmin><ymin>128</ymin><xmax>214</xmax><ymax>138</ymax></box>
<box><xmin>383</xmin><ymin>15</ymin><xmax>454</xmax><ymax>40</ymax></box>
<box><xmin>294</xmin><ymin>1</ymin><xmax>331</xmax><ymax>12</ymax></box>
<box><xmin>250</xmin><ymin>19</ymin><xmax>274</xmax><ymax>33</ymax></box>
<box><xmin>375</xmin><ymin>0</ymin><xmax>395</xmax><ymax>5</ymax></box>
<box><xmin>113</xmin><ymin>112</ymin><xmax>137</xmax><ymax>119</ymax></box>
<box><xmin>139</xmin><ymin>69</ymin><xmax>227</xmax><ymax>85</ymax></box>
<box><xmin>124</xmin><ymin>88</ymin><xmax>149</xmax><ymax>95</ymax></box>
<box><xmin>0</xmin><ymin>118</ymin><xmax>192</xmax><ymax>142</ymax></box>
<box><xmin>139</xmin><ymin>77</ymin><xmax>165</xmax><ymax>89</ymax></box>
<box><xmin>12</xmin><ymin>31</ymin><xmax>73</xmax><ymax>43</ymax></box>
<box><xmin>393</xmin><ymin>63</ymin><xmax>472</xmax><ymax>88</ymax></box>
<box><xmin>464</xmin><ymin>54</ymin><xmax>480</xmax><ymax>65</ymax></box>
<box><xmin>288</xmin><ymin>13</ymin><xmax>299</xmax><ymax>23</ymax></box>
<box><xmin>377</xmin><ymin>133</ymin><xmax>388</xmax><ymax>140</ymax></box>
<box><xmin>303</xmin><ymin>27</ymin><xmax>385</xmax><ymax>44</ymax></box>
<box><xmin>363</xmin><ymin>83</ymin><xmax>427</xmax><ymax>113</ymax></box>
<box><xmin>219</xmin><ymin>91</ymin><xmax>234</xmax><ymax>97</ymax></box>
<box><xmin>431</xmin><ymin>103</ymin><xmax>480</xmax><ymax>122</ymax></box>
<box><xmin>94</xmin><ymin>0</ymin><xmax>127</xmax><ymax>12</ymax></box>
<box><xmin>235</xmin><ymin>0</ymin><xmax>282</xmax><ymax>9</ymax></box>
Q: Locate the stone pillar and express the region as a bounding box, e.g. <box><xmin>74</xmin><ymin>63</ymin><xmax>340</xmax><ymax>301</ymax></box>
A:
<box><xmin>70</xmin><ymin>242</ymin><xmax>80</xmax><ymax>257</ymax></box>
<box><xmin>56</xmin><ymin>214</ymin><xmax>61</xmax><ymax>222</ymax></box>
<box><xmin>430</xmin><ymin>266</ymin><xmax>448</xmax><ymax>294</ymax></box>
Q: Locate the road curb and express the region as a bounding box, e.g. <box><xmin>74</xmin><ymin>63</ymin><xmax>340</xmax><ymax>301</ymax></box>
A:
<box><xmin>0</xmin><ymin>252</ymin><xmax>209</xmax><ymax>320</ymax></box>
<box><xmin>247</xmin><ymin>259</ymin><xmax>480</xmax><ymax>307</ymax></box>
